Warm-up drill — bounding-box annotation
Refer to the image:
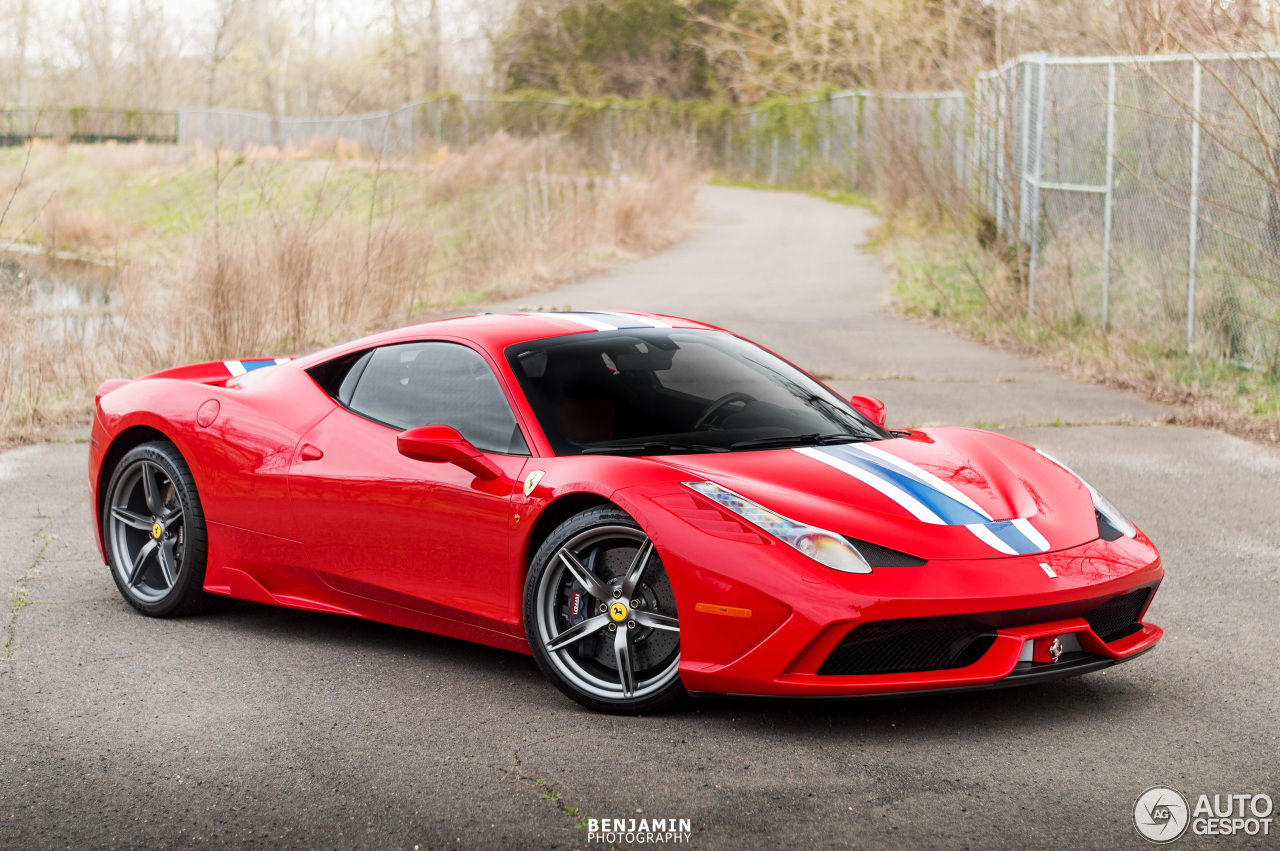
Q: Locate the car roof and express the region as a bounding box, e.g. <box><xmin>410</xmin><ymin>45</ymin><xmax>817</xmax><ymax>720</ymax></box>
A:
<box><xmin>289</xmin><ymin>311</ymin><xmax>723</xmax><ymax>369</ymax></box>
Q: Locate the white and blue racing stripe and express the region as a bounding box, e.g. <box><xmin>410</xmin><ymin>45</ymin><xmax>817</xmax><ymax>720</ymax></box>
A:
<box><xmin>796</xmin><ymin>443</ymin><xmax>1051</xmax><ymax>555</ymax></box>
<box><xmin>524</xmin><ymin>311</ymin><xmax>669</xmax><ymax>332</ymax></box>
<box><xmin>534</xmin><ymin>312</ymin><xmax>619</xmax><ymax>331</ymax></box>
<box><xmin>592</xmin><ymin>311</ymin><xmax>671</xmax><ymax>328</ymax></box>
<box><xmin>223</xmin><ymin>357</ymin><xmax>291</xmax><ymax>377</ymax></box>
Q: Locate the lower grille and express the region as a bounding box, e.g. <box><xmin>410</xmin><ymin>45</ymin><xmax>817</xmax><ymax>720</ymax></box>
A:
<box><xmin>818</xmin><ymin>618</ymin><xmax>995</xmax><ymax>676</ymax></box>
<box><xmin>1084</xmin><ymin>588</ymin><xmax>1151</xmax><ymax>642</ymax></box>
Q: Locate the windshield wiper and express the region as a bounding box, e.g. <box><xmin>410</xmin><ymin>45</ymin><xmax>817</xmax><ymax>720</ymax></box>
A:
<box><xmin>729</xmin><ymin>433</ymin><xmax>873</xmax><ymax>451</ymax></box>
<box><xmin>580</xmin><ymin>441</ymin><xmax>730</xmax><ymax>455</ymax></box>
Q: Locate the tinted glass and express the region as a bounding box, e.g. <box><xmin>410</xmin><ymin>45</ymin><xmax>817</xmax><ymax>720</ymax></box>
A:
<box><xmin>505</xmin><ymin>329</ymin><xmax>886</xmax><ymax>455</ymax></box>
<box><xmin>348</xmin><ymin>342</ymin><xmax>528</xmax><ymax>454</ymax></box>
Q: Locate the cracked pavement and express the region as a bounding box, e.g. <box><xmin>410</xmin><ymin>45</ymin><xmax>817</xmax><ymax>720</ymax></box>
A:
<box><xmin>2</xmin><ymin>186</ymin><xmax>1279</xmax><ymax>849</ymax></box>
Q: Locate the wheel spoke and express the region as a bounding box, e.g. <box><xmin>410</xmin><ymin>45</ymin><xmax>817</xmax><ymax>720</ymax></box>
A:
<box><xmin>558</xmin><ymin>549</ymin><xmax>610</xmax><ymax>601</ymax></box>
<box><xmin>111</xmin><ymin>507</ymin><xmax>153</xmax><ymax>531</ymax></box>
<box><xmin>140</xmin><ymin>462</ymin><xmax>164</xmax><ymax>517</ymax></box>
<box><xmin>160</xmin><ymin>504</ymin><xmax>183</xmax><ymax>531</ymax></box>
<box><xmin>546</xmin><ymin>613</ymin><xmax>610</xmax><ymax>652</ymax></box>
<box><xmin>128</xmin><ymin>540</ymin><xmax>158</xmax><ymax>587</ymax></box>
<box><xmin>634</xmin><ymin>611</ymin><xmax>679</xmax><ymax>633</ymax></box>
<box><xmin>619</xmin><ymin>538</ymin><xmax>654</xmax><ymax>598</ymax></box>
<box><xmin>614</xmin><ymin>625</ymin><xmax>635</xmax><ymax>698</ymax></box>
<box><xmin>156</xmin><ymin>540</ymin><xmax>178</xmax><ymax>587</ymax></box>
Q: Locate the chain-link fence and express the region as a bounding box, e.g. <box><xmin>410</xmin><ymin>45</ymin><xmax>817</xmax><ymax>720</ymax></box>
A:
<box><xmin>0</xmin><ymin>108</ymin><xmax>177</xmax><ymax>145</ymax></box>
<box><xmin>173</xmin><ymin>54</ymin><xmax>1280</xmax><ymax>372</ymax></box>
<box><xmin>177</xmin><ymin>98</ymin><xmax>710</xmax><ymax>172</ymax></box>
<box><xmin>970</xmin><ymin>54</ymin><xmax>1280</xmax><ymax>371</ymax></box>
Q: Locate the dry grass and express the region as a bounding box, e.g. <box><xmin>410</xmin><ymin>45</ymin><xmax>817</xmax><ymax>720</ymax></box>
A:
<box><xmin>0</xmin><ymin>138</ymin><xmax>697</xmax><ymax>442</ymax></box>
<box><xmin>425</xmin><ymin>131</ymin><xmax>550</xmax><ymax>200</ymax></box>
<box><xmin>38</xmin><ymin>198</ymin><xmax>139</xmax><ymax>252</ymax></box>
<box><xmin>610</xmin><ymin>162</ymin><xmax>696</xmax><ymax>252</ymax></box>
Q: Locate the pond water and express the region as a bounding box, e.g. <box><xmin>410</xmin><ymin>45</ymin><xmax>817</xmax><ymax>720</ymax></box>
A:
<box><xmin>0</xmin><ymin>253</ymin><xmax>116</xmax><ymax>308</ymax></box>
<box><xmin>1</xmin><ymin>253</ymin><xmax>122</xmax><ymax>343</ymax></box>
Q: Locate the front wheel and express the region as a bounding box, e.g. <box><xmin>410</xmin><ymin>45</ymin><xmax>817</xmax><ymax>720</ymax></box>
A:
<box><xmin>103</xmin><ymin>440</ymin><xmax>231</xmax><ymax>617</ymax></box>
<box><xmin>524</xmin><ymin>507</ymin><xmax>685</xmax><ymax>714</ymax></box>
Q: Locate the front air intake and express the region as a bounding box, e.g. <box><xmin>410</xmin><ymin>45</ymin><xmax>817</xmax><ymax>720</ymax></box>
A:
<box><xmin>1083</xmin><ymin>588</ymin><xmax>1151</xmax><ymax>643</ymax></box>
<box><xmin>818</xmin><ymin>617</ymin><xmax>995</xmax><ymax>676</ymax></box>
<box><xmin>844</xmin><ymin>537</ymin><xmax>927</xmax><ymax>567</ymax></box>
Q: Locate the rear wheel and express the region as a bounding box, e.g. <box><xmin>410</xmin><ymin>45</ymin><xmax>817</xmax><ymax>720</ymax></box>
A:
<box><xmin>524</xmin><ymin>506</ymin><xmax>684</xmax><ymax>714</ymax></box>
<box><xmin>103</xmin><ymin>441</ymin><xmax>231</xmax><ymax>617</ymax></box>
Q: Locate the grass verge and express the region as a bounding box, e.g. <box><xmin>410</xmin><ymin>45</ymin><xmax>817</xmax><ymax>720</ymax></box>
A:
<box><xmin>879</xmin><ymin>214</ymin><xmax>1280</xmax><ymax>445</ymax></box>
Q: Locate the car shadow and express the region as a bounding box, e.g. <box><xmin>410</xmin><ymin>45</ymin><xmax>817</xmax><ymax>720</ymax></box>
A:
<box><xmin>201</xmin><ymin>598</ymin><xmax>546</xmax><ymax>680</ymax></box>
<box><xmin>194</xmin><ymin>599</ymin><xmax>1163</xmax><ymax>743</ymax></box>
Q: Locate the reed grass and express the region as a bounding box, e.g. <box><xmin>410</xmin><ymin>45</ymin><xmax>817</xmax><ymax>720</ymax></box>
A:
<box><xmin>0</xmin><ymin>137</ymin><xmax>696</xmax><ymax>442</ymax></box>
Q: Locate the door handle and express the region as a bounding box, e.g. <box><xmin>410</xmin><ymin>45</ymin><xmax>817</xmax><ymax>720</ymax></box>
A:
<box><xmin>300</xmin><ymin>444</ymin><xmax>324</xmax><ymax>461</ymax></box>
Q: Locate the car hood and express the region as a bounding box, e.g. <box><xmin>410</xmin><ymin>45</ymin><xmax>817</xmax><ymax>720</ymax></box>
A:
<box><xmin>648</xmin><ymin>428</ymin><xmax>1100</xmax><ymax>560</ymax></box>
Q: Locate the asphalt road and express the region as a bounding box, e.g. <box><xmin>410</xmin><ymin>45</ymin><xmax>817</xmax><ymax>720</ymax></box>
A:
<box><xmin>3</xmin><ymin>187</ymin><xmax>1278</xmax><ymax>850</ymax></box>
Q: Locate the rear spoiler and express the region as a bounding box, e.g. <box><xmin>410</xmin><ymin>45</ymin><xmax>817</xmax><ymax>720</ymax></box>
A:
<box><xmin>95</xmin><ymin>358</ymin><xmax>292</xmax><ymax>403</ymax></box>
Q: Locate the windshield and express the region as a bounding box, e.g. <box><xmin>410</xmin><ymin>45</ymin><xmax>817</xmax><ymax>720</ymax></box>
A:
<box><xmin>505</xmin><ymin>329</ymin><xmax>888</xmax><ymax>455</ymax></box>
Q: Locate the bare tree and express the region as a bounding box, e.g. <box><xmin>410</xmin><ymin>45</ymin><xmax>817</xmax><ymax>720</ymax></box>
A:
<box><xmin>206</xmin><ymin>0</ymin><xmax>243</xmax><ymax>108</ymax></box>
<box><xmin>71</xmin><ymin>0</ymin><xmax>116</xmax><ymax>106</ymax></box>
<box><xmin>123</xmin><ymin>0</ymin><xmax>180</xmax><ymax>110</ymax></box>
<box><xmin>12</xmin><ymin>0</ymin><xmax>32</xmax><ymax>105</ymax></box>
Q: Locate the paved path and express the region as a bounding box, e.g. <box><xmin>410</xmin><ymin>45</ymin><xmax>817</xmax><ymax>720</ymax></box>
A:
<box><xmin>3</xmin><ymin>187</ymin><xmax>1278</xmax><ymax>850</ymax></box>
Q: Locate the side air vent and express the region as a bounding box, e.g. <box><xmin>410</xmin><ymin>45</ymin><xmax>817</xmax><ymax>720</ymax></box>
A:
<box><xmin>1084</xmin><ymin>588</ymin><xmax>1151</xmax><ymax>643</ymax></box>
<box><xmin>844</xmin><ymin>538</ymin><xmax>927</xmax><ymax>567</ymax></box>
<box><xmin>818</xmin><ymin>618</ymin><xmax>994</xmax><ymax>676</ymax></box>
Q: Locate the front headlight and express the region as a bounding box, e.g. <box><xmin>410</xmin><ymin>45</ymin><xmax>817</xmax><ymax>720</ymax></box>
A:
<box><xmin>1036</xmin><ymin>450</ymin><xmax>1136</xmax><ymax>539</ymax></box>
<box><xmin>684</xmin><ymin>481</ymin><xmax>872</xmax><ymax>573</ymax></box>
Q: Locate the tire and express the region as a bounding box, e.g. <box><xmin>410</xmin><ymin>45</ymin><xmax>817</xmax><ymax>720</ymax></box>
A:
<box><xmin>524</xmin><ymin>506</ymin><xmax>685</xmax><ymax>714</ymax></box>
<box><xmin>102</xmin><ymin>440</ymin><xmax>232</xmax><ymax>618</ymax></box>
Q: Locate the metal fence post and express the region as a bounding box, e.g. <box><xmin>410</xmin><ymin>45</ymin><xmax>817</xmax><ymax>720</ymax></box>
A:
<box><xmin>972</xmin><ymin>81</ymin><xmax>982</xmax><ymax>212</ymax></box>
<box><xmin>1102</xmin><ymin>61</ymin><xmax>1117</xmax><ymax>331</ymax></box>
<box><xmin>1027</xmin><ymin>58</ymin><xmax>1049</xmax><ymax>316</ymax></box>
<box><xmin>823</xmin><ymin>100</ymin><xmax>832</xmax><ymax>164</ymax></box>
<box><xmin>727</xmin><ymin>118</ymin><xmax>737</xmax><ymax>174</ymax></box>
<box><xmin>1186</xmin><ymin>61</ymin><xmax>1202</xmax><ymax>352</ymax></box>
<box><xmin>1019</xmin><ymin>59</ymin><xmax>1034</xmax><ymax>242</ymax></box>
<box><xmin>996</xmin><ymin>76</ymin><xmax>1007</xmax><ymax>235</ymax></box>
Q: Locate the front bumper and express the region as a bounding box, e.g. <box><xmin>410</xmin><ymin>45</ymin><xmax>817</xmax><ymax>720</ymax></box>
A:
<box><xmin>689</xmin><ymin>639</ymin><xmax>1160</xmax><ymax>701</ymax></box>
<box><xmin>627</xmin><ymin>487</ymin><xmax>1164</xmax><ymax>699</ymax></box>
<box><xmin>688</xmin><ymin>612</ymin><xmax>1162</xmax><ymax>699</ymax></box>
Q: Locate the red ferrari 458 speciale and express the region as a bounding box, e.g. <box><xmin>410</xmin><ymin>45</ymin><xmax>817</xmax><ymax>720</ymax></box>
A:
<box><xmin>88</xmin><ymin>311</ymin><xmax>1162</xmax><ymax>713</ymax></box>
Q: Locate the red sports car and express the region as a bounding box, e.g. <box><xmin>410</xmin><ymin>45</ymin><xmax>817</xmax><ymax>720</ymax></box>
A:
<box><xmin>88</xmin><ymin>311</ymin><xmax>1162</xmax><ymax>713</ymax></box>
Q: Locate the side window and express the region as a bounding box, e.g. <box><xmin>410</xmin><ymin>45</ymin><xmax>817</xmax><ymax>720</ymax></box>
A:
<box><xmin>346</xmin><ymin>342</ymin><xmax>528</xmax><ymax>455</ymax></box>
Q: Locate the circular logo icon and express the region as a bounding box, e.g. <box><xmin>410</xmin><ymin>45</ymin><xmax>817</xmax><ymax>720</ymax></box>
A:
<box><xmin>609</xmin><ymin>602</ymin><xmax>628</xmax><ymax>623</ymax></box>
<box><xmin>1134</xmin><ymin>786</ymin><xmax>1189</xmax><ymax>844</ymax></box>
<box><xmin>151</xmin><ymin>522</ymin><xmax>164</xmax><ymax>540</ymax></box>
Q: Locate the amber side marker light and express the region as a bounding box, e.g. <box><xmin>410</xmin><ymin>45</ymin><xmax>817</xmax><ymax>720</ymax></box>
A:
<box><xmin>695</xmin><ymin>603</ymin><xmax>752</xmax><ymax>618</ymax></box>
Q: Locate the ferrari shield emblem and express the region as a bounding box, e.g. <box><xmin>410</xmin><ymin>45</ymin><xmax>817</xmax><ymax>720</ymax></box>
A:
<box><xmin>523</xmin><ymin>470</ymin><xmax>545</xmax><ymax>496</ymax></box>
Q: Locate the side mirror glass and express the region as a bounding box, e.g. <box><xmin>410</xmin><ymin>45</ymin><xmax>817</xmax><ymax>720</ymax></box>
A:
<box><xmin>849</xmin><ymin>395</ymin><xmax>887</xmax><ymax>429</ymax></box>
<box><xmin>397</xmin><ymin>424</ymin><xmax>502</xmax><ymax>480</ymax></box>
